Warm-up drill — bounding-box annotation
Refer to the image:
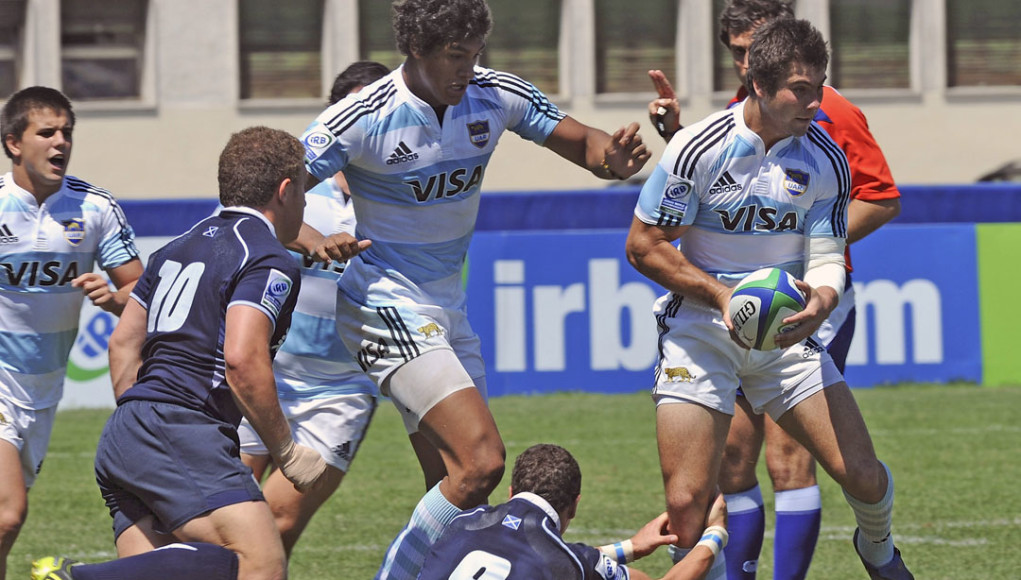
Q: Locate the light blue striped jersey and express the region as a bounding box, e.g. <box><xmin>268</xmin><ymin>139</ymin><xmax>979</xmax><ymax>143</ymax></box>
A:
<box><xmin>274</xmin><ymin>178</ymin><xmax>375</xmax><ymax>399</ymax></box>
<box><xmin>635</xmin><ymin>101</ymin><xmax>850</xmax><ymax>285</ymax></box>
<box><xmin>301</xmin><ymin>65</ymin><xmax>565</xmax><ymax>287</ymax></box>
<box><xmin>0</xmin><ymin>172</ymin><xmax>138</xmax><ymax>409</ymax></box>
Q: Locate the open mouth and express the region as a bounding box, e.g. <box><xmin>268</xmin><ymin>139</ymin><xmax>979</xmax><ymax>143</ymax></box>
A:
<box><xmin>49</xmin><ymin>154</ymin><xmax>66</xmax><ymax>171</ymax></box>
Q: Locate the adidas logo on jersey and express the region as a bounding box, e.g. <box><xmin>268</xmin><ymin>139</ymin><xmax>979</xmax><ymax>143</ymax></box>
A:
<box><xmin>0</xmin><ymin>224</ymin><xmax>18</xmax><ymax>244</ymax></box>
<box><xmin>386</xmin><ymin>141</ymin><xmax>419</xmax><ymax>166</ymax></box>
<box><xmin>708</xmin><ymin>171</ymin><xmax>742</xmax><ymax>195</ymax></box>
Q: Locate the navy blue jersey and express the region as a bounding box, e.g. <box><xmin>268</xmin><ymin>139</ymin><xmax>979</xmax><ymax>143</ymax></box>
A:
<box><xmin>120</xmin><ymin>208</ymin><xmax>299</xmax><ymax>426</ymax></box>
<box><xmin>419</xmin><ymin>494</ymin><xmax>629</xmax><ymax>580</ymax></box>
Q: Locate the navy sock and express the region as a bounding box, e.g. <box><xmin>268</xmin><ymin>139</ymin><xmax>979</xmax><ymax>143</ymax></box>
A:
<box><xmin>723</xmin><ymin>486</ymin><xmax>765</xmax><ymax>579</ymax></box>
<box><xmin>70</xmin><ymin>543</ymin><xmax>238</xmax><ymax>580</ymax></box>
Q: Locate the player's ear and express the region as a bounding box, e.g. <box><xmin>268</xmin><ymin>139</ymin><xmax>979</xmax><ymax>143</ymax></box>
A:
<box><xmin>3</xmin><ymin>133</ymin><xmax>21</xmax><ymax>158</ymax></box>
<box><xmin>565</xmin><ymin>494</ymin><xmax>580</xmax><ymax>520</ymax></box>
<box><xmin>275</xmin><ymin>177</ymin><xmax>292</xmax><ymax>204</ymax></box>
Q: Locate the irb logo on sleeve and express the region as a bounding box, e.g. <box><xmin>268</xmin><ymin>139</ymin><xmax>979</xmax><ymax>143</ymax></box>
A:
<box><xmin>261</xmin><ymin>269</ymin><xmax>293</xmax><ymax>318</ymax></box>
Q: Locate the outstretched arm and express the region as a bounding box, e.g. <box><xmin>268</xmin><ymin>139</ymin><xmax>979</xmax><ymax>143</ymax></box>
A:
<box><xmin>619</xmin><ymin>493</ymin><xmax>729</xmax><ymax>580</ymax></box>
<box><xmin>73</xmin><ymin>257</ymin><xmax>144</xmax><ymax>316</ymax></box>
<box><xmin>543</xmin><ymin>116</ymin><xmax>651</xmax><ymax>181</ymax></box>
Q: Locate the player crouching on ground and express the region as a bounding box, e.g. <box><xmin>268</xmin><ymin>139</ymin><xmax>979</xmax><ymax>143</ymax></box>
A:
<box><xmin>420</xmin><ymin>444</ymin><xmax>729</xmax><ymax>580</ymax></box>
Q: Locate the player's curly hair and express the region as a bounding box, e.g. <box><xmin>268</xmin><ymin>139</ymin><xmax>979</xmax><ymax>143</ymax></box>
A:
<box><xmin>719</xmin><ymin>0</ymin><xmax>794</xmax><ymax>47</ymax></box>
<box><xmin>510</xmin><ymin>444</ymin><xmax>582</xmax><ymax>516</ymax></box>
<box><xmin>1</xmin><ymin>86</ymin><xmax>75</xmax><ymax>159</ymax></box>
<box><xmin>745</xmin><ymin>18</ymin><xmax>828</xmax><ymax>97</ymax></box>
<box><xmin>392</xmin><ymin>0</ymin><xmax>492</xmax><ymax>57</ymax></box>
<box><xmin>218</xmin><ymin>126</ymin><xmax>304</xmax><ymax>208</ymax></box>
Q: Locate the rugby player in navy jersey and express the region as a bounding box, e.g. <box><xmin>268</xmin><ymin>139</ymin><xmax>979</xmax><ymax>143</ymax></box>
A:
<box><xmin>0</xmin><ymin>86</ymin><xmax>142</xmax><ymax>580</ymax></box>
<box><xmin>420</xmin><ymin>444</ymin><xmax>729</xmax><ymax>580</ymax></box>
<box><xmin>32</xmin><ymin>126</ymin><xmax>325</xmax><ymax>580</ymax></box>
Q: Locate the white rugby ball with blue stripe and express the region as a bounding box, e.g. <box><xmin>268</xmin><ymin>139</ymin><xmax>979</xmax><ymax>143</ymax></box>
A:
<box><xmin>728</xmin><ymin>267</ymin><xmax>807</xmax><ymax>350</ymax></box>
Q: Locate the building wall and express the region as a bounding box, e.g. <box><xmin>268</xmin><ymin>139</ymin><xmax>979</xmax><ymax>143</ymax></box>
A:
<box><xmin>11</xmin><ymin>0</ymin><xmax>1021</xmax><ymax>199</ymax></box>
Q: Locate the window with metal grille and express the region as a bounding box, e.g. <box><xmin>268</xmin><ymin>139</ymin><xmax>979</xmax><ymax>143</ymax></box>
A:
<box><xmin>239</xmin><ymin>0</ymin><xmax>324</xmax><ymax>100</ymax></box>
<box><xmin>358</xmin><ymin>0</ymin><xmax>402</xmax><ymax>70</ymax></box>
<box><xmin>0</xmin><ymin>0</ymin><xmax>25</xmax><ymax>99</ymax></box>
<box><xmin>947</xmin><ymin>0</ymin><xmax>1021</xmax><ymax>87</ymax></box>
<box><xmin>359</xmin><ymin>0</ymin><xmax>561</xmax><ymax>96</ymax></box>
<box><xmin>830</xmin><ymin>0</ymin><xmax>911</xmax><ymax>90</ymax></box>
<box><xmin>595</xmin><ymin>0</ymin><xmax>676</xmax><ymax>94</ymax></box>
<box><xmin>61</xmin><ymin>0</ymin><xmax>147</xmax><ymax>100</ymax></box>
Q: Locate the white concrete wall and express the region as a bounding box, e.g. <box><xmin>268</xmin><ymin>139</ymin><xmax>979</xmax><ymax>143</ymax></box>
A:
<box><xmin>15</xmin><ymin>0</ymin><xmax>1021</xmax><ymax>199</ymax></box>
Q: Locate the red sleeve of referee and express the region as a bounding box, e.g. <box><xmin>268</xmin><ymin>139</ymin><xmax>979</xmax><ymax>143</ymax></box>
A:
<box><xmin>817</xmin><ymin>86</ymin><xmax>900</xmax><ymax>202</ymax></box>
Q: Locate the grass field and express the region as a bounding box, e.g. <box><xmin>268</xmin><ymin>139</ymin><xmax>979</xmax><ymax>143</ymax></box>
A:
<box><xmin>11</xmin><ymin>383</ymin><xmax>1021</xmax><ymax>579</ymax></box>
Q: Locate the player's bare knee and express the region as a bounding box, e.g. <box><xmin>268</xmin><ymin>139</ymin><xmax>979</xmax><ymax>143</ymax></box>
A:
<box><xmin>0</xmin><ymin>504</ymin><xmax>26</xmax><ymax>545</ymax></box>
<box><xmin>719</xmin><ymin>450</ymin><xmax>758</xmax><ymax>493</ymax></box>
<box><xmin>840</xmin><ymin>458</ymin><xmax>887</xmax><ymax>503</ymax></box>
<box><xmin>457</xmin><ymin>450</ymin><xmax>505</xmax><ymax>504</ymax></box>
<box><xmin>664</xmin><ymin>491</ymin><xmax>707</xmax><ymax>546</ymax></box>
<box><xmin>767</xmin><ymin>454</ymin><xmax>817</xmax><ymax>491</ymax></box>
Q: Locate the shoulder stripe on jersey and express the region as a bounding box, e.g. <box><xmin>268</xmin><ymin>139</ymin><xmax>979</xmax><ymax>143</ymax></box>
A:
<box><xmin>806</xmin><ymin>125</ymin><xmax>851</xmax><ymax>238</ymax></box>
<box><xmin>64</xmin><ymin>176</ymin><xmax>140</xmax><ymax>259</ymax></box>
<box><xmin>656</xmin><ymin>213</ymin><xmax>683</xmax><ymax>227</ymax></box>
<box><xmin>471</xmin><ymin>70</ymin><xmax>564</xmax><ymax>122</ymax></box>
<box><xmin>674</xmin><ymin>115</ymin><xmax>735</xmax><ymax>179</ymax></box>
<box><xmin>539</xmin><ymin>516</ymin><xmax>586</xmax><ymax>575</ymax></box>
<box><xmin>324</xmin><ymin>80</ymin><xmax>399</xmax><ymax>136</ymax></box>
<box><xmin>231</xmin><ymin>218</ymin><xmax>251</xmax><ymax>270</ymax></box>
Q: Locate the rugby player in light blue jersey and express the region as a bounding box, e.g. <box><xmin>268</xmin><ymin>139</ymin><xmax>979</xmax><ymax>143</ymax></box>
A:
<box><xmin>0</xmin><ymin>86</ymin><xmax>142</xmax><ymax>580</ymax></box>
<box><xmin>237</xmin><ymin>61</ymin><xmax>390</xmax><ymax>558</ymax></box>
<box><xmin>626</xmin><ymin>19</ymin><xmax>912</xmax><ymax>580</ymax></box>
<box><xmin>298</xmin><ymin>1</ymin><xmax>650</xmax><ymax>578</ymax></box>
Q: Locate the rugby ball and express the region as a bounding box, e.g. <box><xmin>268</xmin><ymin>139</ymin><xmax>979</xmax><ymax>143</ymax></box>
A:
<box><xmin>728</xmin><ymin>268</ymin><xmax>806</xmax><ymax>350</ymax></box>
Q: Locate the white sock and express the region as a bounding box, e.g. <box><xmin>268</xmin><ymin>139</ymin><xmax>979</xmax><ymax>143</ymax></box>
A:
<box><xmin>668</xmin><ymin>544</ymin><xmax>727</xmax><ymax>579</ymax></box>
<box><xmin>843</xmin><ymin>461</ymin><xmax>895</xmax><ymax>566</ymax></box>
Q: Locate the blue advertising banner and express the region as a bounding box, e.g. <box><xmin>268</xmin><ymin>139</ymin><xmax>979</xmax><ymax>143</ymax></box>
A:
<box><xmin>466</xmin><ymin>224</ymin><xmax>982</xmax><ymax>395</ymax></box>
<box><xmin>843</xmin><ymin>224</ymin><xmax>981</xmax><ymax>386</ymax></box>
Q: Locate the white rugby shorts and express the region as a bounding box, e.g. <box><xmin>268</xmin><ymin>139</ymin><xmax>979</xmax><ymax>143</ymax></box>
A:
<box><xmin>0</xmin><ymin>396</ymin><xmax>57</xmax><ymax>488</ymax></box>
<box><xmin>334</xmin><ymin>261</ymin><xmax>487</xmax><ymax>431</ymax></box>
<box><xmin>238</xmin><ymin>393</ymin><xmax>376</xmax><ymax>472</ymax></box>
<box><xmin>651</xmin><ymin>292</ymin><xmax>844</xmax><ymax>420</ymax></box>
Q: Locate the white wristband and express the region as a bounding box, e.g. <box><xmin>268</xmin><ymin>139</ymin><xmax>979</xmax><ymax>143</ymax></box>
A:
<box><xmin>598</xmin><ymin>539</ymin><xmax>634</xmax><ymax>565</ymax></box>
<box><xmin>695</xmin><ymin>526</ymin><xmax>729</xmax><ymax>558</ymax></box>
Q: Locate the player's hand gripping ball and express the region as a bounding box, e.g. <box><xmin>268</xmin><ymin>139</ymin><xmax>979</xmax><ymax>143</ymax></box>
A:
<box><xmin>728</xmin><ymin>268</ymin><xmax>807</xmax><ymax>350</ymax></box>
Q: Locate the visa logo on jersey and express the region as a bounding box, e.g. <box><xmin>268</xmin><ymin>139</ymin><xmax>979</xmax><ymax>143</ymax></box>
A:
<box><xmin>407</xmin><ymin>164</ymin><xmax>484</xmax><ymax>202</ymax></box>
<box><xmin>2</xmin><ymin>260</ymin><xmax>81</xmax><ymax>287</ymax></box>
<box><xmin>715</xmin><ymin>204</ymin><xmax>799</xmax><ymax>232</ymax></box>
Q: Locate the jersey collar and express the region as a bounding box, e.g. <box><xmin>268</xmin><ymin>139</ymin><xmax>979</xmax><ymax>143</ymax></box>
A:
<box><xmin>218</xmin><ymin>205</ymin><xmax>277</xmax><ymax>238</ymax></box>
<box><xmin>512</xmin><ymin>492</ymin><xmax>562</xmax><ymax>530</ymax></box>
